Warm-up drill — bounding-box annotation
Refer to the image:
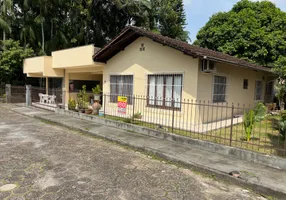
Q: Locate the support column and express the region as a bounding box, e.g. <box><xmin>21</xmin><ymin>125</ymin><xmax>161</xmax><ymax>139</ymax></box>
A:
<box><xmin>46</xmin><ymin>77</ymin><xmax>49</xmax><ymax>95</ymax></box>
<box><xmin>5</xmin><ymin>84</ymin><xmax>11</xmax><ymax>103</ymax></box>
<box><xmin>63</xmin><ymin>70</ymin><xmax>69</xmax><ymax>109</ymax></box>
<box><xmin>26</xmin><ymin>85</ymin><xmax>31</xmax><ymax>106</ymax></box>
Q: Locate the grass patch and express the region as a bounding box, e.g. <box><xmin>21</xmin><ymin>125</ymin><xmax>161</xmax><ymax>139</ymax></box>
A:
<box><xmin>102</xmin><ymin>114</ymin><xmax>286</xmax><ymax>157</ymax></box>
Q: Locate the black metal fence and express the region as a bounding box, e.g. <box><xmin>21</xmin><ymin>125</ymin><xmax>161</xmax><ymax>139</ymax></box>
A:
<box><xmin>95</xmin><ymin>94</ymin><xmax>286</xmax><ymax>157</ymax></box>
<box><xmin>11</xmin><ymin>85</ymin><xmax>26</xmax><ymax>103</ymax></box>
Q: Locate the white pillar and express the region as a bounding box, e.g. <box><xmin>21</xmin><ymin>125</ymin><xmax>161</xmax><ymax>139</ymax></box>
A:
<box><xmin>26</xmin><ymin>85</ymin><xmax>31</xmax><ymax>106</ymax></box>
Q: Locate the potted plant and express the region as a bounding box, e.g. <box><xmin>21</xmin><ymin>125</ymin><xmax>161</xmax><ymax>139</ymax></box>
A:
<box><xmin>68</xmin><ymin>97</ymin><xmax>76</xmax><ymax>111</ymax></box>
<box><xmin>77</xmin><ymin>85</ymin><xmax>89</xmax><ymax>113</ymax></box>
<box><xmin>92</xmin><ymin>85</ymin><xmax>102</xmax><ymax>101</ymax></box>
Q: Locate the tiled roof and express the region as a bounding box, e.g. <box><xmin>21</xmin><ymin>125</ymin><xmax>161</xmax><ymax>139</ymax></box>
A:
<box><xmin>93</xmin><ymin>26</ymin><xmax>272</xmax><ymax>73</ymax></box>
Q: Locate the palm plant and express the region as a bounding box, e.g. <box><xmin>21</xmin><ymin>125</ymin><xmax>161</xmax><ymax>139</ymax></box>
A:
<box><xmin>0</xmin><ymin>0</ymin><xmax>13</xmax><ymax>41</ymax></box>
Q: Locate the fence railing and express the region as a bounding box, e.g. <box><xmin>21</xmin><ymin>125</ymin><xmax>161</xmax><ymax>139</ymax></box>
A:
<box><xmin>95</xmin><ymin>94</ymin><xmax>285</xmax><ymax>157</ymax></box>
<box><xmin>4</xmin><ymin>86</ymin><xmax>286</xmax><ymax>157</ymax></box>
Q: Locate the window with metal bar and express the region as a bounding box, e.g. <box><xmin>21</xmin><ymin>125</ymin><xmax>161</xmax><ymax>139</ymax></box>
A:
<box><xmin>110</xmin><ymin>75</ymin><xmax>133</xmax><ymax>104</ymax></box>
<box><xmin>255</xmin><ymin>80</ymin><xmax>263</xmax><ymax>101</ymax></box>
<box><xmin>147</xmin><ymin>74</ymin><xmax>182</xmax><ymax>109</ymax></box>
<box><xmin>213</xmin><ymin>75</ymin><xmax>227</xmax><ymax>103</ymax></box>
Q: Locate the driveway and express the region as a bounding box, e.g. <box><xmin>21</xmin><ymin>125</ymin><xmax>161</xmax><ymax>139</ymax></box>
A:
<box><xmin>0</xmin><ymin>108</ymin><xmax>266</xmax><ymax>200</ymax></box>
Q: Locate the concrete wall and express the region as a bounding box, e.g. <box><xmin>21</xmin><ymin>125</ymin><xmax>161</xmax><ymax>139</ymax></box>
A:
<box><xmin>52</xmin><ymin>45</ymin><xmax>97</xmax><ymax>69</ymax></box>
<box><xmin>103</xmin><ymin>37</ymin><xmax>199</xmax><ymax>128</ymax></box>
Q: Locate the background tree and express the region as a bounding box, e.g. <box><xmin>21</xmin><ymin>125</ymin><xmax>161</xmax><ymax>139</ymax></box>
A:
<box><xmin>0</xmin><ymin>40</ymin><xmax>34</xmax><ymax>84</ymax></box>
<box><xmin>194</xmin><ymin>0</ymin><xmax>286</xmax><ymax>67</ymax></box>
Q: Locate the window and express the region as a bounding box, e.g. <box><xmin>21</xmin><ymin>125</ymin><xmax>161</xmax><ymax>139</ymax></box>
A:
<box><xmin>69</xmin><ymin>80</ymin><xmax>100</xmax><ymax>92</ymax></box>
<box><xmin>147</xmin><ymin>74</ymin><xmax>182</xmax><ymax>109</ymax></box>
<box><xmin>255</xmin><ymin>80</ymin><xmax>263</xmax><ymax>101</ymax></box>
<box><xmin>213</xmin><ymin>76</ymin><xmax>227</xmax><ymax>103</ymax></box>
<box><xmin>110</xmin><ymin>75</ymin><xmax>133</xmax><ymax>104</ymax></box>
<box><xmin>243</xmin><ymin>79</ymin><xmax>248</xmax><ymax>89</ymax></box>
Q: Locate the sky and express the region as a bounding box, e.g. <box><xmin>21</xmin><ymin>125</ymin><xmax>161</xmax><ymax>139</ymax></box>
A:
<box><xmin>184</xmin><ymin>0</ymin><xmax>286</xmax><ymax>43</ymax></box>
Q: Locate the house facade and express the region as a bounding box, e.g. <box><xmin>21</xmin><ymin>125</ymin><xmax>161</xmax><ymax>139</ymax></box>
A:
<box><xmin>23</xmin><ymin>26</ymin><xmax>275</xmax><ymax>128</ymax></box>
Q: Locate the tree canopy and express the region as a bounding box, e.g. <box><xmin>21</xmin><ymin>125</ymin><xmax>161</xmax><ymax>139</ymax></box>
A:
<box><xmin>0</xmin><ymin>40</ymin><xmax>33</xmax><ymax>84</ymax></box>
<box><xmin>194</xmin><ymin>0</ymin><xmax>286</xmax><ymax>68</ymax></box>
<box><xmin>0</xmin><ymin>0</ymin><xmax>189</xmax><ymax>56</ymax></box>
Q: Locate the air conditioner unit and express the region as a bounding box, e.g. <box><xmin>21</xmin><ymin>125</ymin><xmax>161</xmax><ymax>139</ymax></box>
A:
<box><xmin>201</xmin><ymin>59</ymin><xmax>216</xmax><ymax>73</ymax></box>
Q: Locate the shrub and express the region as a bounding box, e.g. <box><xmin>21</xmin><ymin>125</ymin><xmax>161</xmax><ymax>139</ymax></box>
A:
<box><xmin>243</xmin><ymin>110</ymin><xmax>255</xmax><ymax>142</ymax></box>
<box><xmin>68</xmin><ymin>97</ymin><xmax>76</xmax><ymax>110</ymax></box>
<box><xmin>272</xmin><ymin>112</ymin><xmax>286</xmax><ymax>140</ymax></box>
<box><xmin>132</xmin><ymin>111</ymin><xmax>143</xmax><ymax>119</ymax></box>
<box><xmin>243</xmin><ymin>103</ymin><xmax>266</xmax><ymax>142</ymax></box>
<box><xmin>77</xmin><ymin>85</ymin><xmax>89</xmax><ymax>110</ymax></box>
<box><xmin>92</xmin><ymin>85</ymin><xmax>102</xmax><ymax>95</ymax></box>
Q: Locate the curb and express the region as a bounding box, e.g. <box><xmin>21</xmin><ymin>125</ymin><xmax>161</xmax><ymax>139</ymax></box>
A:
<box><xmin>34</xmin><ymin>115</ymin><xmax>286</xmax><ymax>199</ymax></box>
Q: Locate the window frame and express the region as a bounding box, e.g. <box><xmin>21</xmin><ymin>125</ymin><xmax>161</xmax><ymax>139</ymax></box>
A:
<box><xmin>254</xmin><ymin>80</ymin><xmax>263</xmax><ymax>101</ymax></box>
<box><xmin>109</xmin><ymin>74</ymin><xmax>134</xmax><ymax>105</ymax></box>
<box><xmin>243</xmin><ymin>79</ymin><xmax>248</xmax><ymax>90</ymax></box>
<box><xmin>147</xmin><ymin>74</ymin><xmax>183</xmax><ymax>110</ymax></box>
<box><xmin>212</xmin><ymin>75</ymin><xmax>227</xmax><ymax>103</ymax></box>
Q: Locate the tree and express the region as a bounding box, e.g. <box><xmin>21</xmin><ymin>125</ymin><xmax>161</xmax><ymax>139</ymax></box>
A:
<box><xmin>273</xmin><ymin>56</ymin><xmax>286</xmax><ymax>109</ymax></box>
<box><xmin>194</xmin><ymin>0</ymin><xmax>286</xmax><ymax>67</ymax></box>
<box><xmin>157</xmin><ymin>0</ymin><xmax>189</xmax><ymax>42</ymax></box>
<box><xmin>0</xmin><ymin>0</ymin><xmax>13</xmax><ymax>41</ymax></box>
<box><xmin>0</xmin><ymin>40</ymin><xmax>34</xmax><ymax>84</ymax></box>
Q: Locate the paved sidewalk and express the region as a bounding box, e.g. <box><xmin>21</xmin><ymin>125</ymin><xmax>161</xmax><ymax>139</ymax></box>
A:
<box><xmin>4</xmin><ymin>104</ymin><xmax>286</xmax><ymax>199</ymax></box>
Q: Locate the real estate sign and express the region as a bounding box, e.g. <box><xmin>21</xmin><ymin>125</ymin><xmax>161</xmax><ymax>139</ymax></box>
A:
<box><xmin>118</xmin><ymin>96</ymin><xmax>127</xmax><ymax>114</ymax></box>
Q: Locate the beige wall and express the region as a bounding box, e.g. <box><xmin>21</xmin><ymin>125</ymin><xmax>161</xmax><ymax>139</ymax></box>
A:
<box><xmin>52</xmin><ymin>45</ymin><xmax>102</xmax><ymax>69</ymax></box>
<box><xmin>24</xmin><ymin>56</ymin><xmax>64</xmax><ymax>77</ymax></box>
<box><xmin>103</xmin><ymin>37</ymin><xmax>199</xmax><ymax>128</ymax></box>
<box><xmin>103</xmin><ymin>37</ymin><xmax>199</xmax><ymax>99</ymax></box>
<box><xmin>24</xmin><ymin>56</ymin><xmax>46</xmax><ymax>74</ymax></box>
<box><xmin>197</xmin><ymin>62</ymin><xmax>273</xmax><ymax>123</ymax></box>
<box><xmin>43</xmin><ymin>57</ymin><xmax>64</xmax><ymax>77</ymax></box>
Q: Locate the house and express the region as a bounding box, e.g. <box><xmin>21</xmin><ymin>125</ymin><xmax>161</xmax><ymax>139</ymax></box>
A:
<box><xmin>23</xmin><ymin>26</ymin><xmax>276</xmax><ymax>130</ymax></box>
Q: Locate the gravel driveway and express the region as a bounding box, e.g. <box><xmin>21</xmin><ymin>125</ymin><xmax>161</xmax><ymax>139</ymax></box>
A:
<box><xmin>0</xmin><ymin>108</ymin><xmax>266</xmax><ymax>200</ymax></box>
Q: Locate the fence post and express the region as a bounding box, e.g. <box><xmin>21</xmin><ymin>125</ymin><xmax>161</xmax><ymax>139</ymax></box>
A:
<box><xmin>25</xmin><ymin>85</ymin><xmax>31</xmax><ymax>106</ymax></box>
<box><xmin>171</xmin><ymin>99</ymin><xmax>175</xmax><ymax>133</ymax></box>
<box><xmin>229</xmin><ymin>103</ymin><xmax>234</xmax><ymax>146</ymax></box>
<box><xmin>132</xmin><ymin>95</ymin><xmax>135</xmax><ymax>123</ymax></box>
<box><xmin>103</xmin><ymin>94</ymin><xmax>106</xmax><ymax>118</ymax></box>
<box><xmin>5</xmin><ymin>84</ymin><xmax>11</xmax><ymax>103</ymax></box>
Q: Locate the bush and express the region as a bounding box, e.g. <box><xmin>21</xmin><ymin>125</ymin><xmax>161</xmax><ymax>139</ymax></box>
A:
<box><xmin>68</xmin><ymin>97</ymin><xmax>76</xmax><ymax>110</ymax></box>
<box><xmin>243</xmin><ymin>103</ymin><xmax>266</xmax><ymax>142</ymax></box>
<box><xmin>272</xmin><ymin>112</ymin><xmax>286</xmax><ymax>140</ymax></box>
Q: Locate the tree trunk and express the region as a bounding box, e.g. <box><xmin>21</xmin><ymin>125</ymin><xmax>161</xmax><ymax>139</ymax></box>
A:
<box><xmin>41</xmin><ymin>21</ymin><xmax>45</xmax><ymax>54</ymax></box>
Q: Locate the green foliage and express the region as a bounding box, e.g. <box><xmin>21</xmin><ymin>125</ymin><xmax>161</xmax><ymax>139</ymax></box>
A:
<box><xmin>0</xmin><ymin>0</ymin><xmax>189</xmax><ymax>57</ymax></box>
<box><xmin>92</xmin><ymin>85</ymin><xmax>102</xmax><ymax>95</ymax></box>
<box><xmin>194</xmin><ymin>0</ymin><xmax>286</xmax><ymax>67</ymax></box>
<box><xmin>132</xmin><ymin>111</ymin><xmax>143</xmax><ymax>119</ymax></box>
<box><xmin>253</xmin><ymin>103</ymin><xmax>267</xmax><ymax>122</ymax></box>
<box><xmin>77</xmin><ymin>85</ymin><xmax>89</xmax><ymax>110</ymax></box>
<box><xmin>68</xmin><ymin>97</ymin><xmax>76</xmax><ymax>110</ymax></box>
<box><xmin>272</xmin><ymin>112</ymin><xmax>286</xmax><ymax>140</ymax></box>
<box><xmin>273</xmin><ymin>57</ymin><xmax>286</xmax><ymax>107</ymax></box>
<box><xmin>0</xmin><ymin>40</ymin><xmax>34</xmax><ymax>84</ymax></box>
<box><xmin>243</xmin><ymin>103</ymin><xmax>266</xmax><ymax>142</ymax></box>
<box><xmin>243</xmin><ymin>110</ymin><xmax>255</xmax><ymax>142</ymax></box>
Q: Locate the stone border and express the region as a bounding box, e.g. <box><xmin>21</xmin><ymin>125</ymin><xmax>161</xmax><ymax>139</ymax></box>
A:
<box><xmin>55</xmin><ymin>108</ymin><xmax>286</xmax><ymax>170</ymax></box>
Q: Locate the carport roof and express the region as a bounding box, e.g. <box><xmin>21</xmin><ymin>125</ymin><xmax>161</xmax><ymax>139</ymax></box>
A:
<box><xmin>93</xmin><ymin>26</ymin><xmax>273</xmax><ymax>73</ymax></box>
